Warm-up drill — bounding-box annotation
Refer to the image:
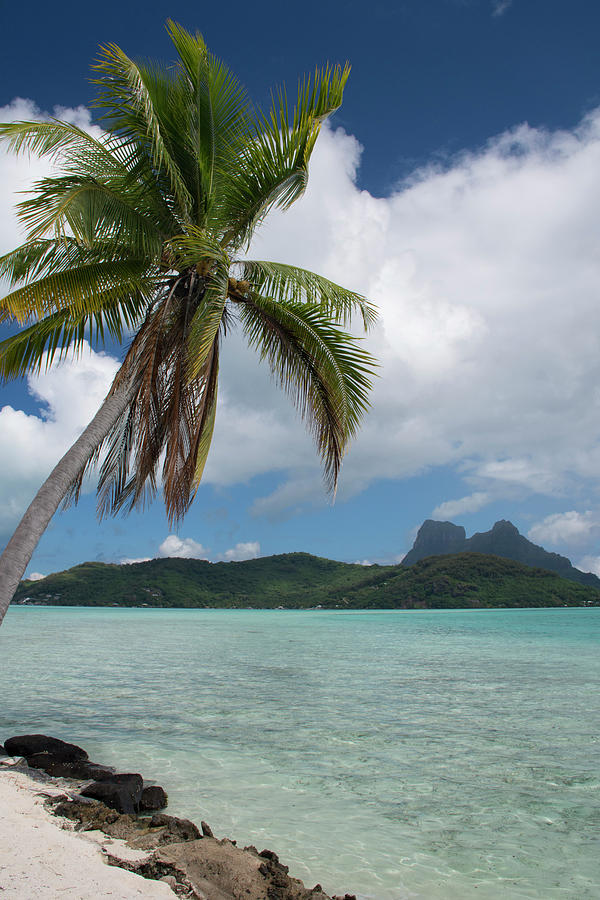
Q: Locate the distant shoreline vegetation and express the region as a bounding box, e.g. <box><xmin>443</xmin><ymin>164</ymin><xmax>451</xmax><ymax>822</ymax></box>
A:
<box><xmin>14</xmin><ymin>552</ymin><xmax>600</xmax><ymax>610</ymax></box>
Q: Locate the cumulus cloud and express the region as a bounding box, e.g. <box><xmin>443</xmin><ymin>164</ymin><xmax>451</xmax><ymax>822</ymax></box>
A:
<box><xmin>245</xmin><ymin>111</ymin><xmax>600</xmax><ymax>515</ymax></box>
<box><xmin>432</xmin><ymin>492</ymin><xmax>491</xmax><ymax>519</ymax></box>
<box><xmin>220</xmin><ymin>541</ymin><xmax>261</xmax><ymax>562</ymax></box>
<box><xmin>0</xmin><ymin>344</ymin><xmax>119</xmax><ymax>534</ymax></box>
<box><xmin>3</xmin><ymin>96</ymin><xmax>600</xmax><ymax>535</ymax></box>
<box><xmin>25</xmin><ymin>571</ymin><xmax>46</xmax><ymax>581</ymax></box>
<box><xmin>0</xmin><ymin>99</ymin><xmax>101</xmax><ymax>255</ymax></box>
<box><xmin>528</xmin><ymin>511</ymin><xmax>598</xmax><ymax>547</ymax></box>
<box><xmin>158</xmin><ymin>535</ymin><xmax>209</xmax><ymax>559</ymax></box>
<box><xmin>120</xmin><ymin>557</ymin><xmax>152</xmax><ymax>565</ymax></box>
<box><xmin>576</xmin><ymin>555</ymin><xmax>600</xmax><ymax>577</ymax></box>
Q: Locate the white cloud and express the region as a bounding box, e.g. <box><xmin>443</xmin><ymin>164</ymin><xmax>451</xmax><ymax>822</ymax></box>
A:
<box><xmin>4</xmin><ymin>98</ymin><xmax>600</xmax><ymax>533</ymax></box>
<box><xmin>0</xmin><ymin>99</ymin><xmax>101</xmax><ymax>256</ymax></box>
<box><xmin>432</xmin><ymin>492</ymin><xmax>491</xmax><ymax>519</ymax></box>
<box><xmin>25</xmin><ymin>571</ymin><xmax>45</xmax><ymax>581</ymax></box>
<box><xmin>158</xmin><ymin>535</ymin><xmax>208</xmax><ymax>559</ymax></box>
<box><xmin>245</xmin><ymin>112</ymin><xmax>600</xmax><ymax>514</ymax></box>
<box><xmin>250</xmin><ymin>472</ymin><xmax>327</xmax><ymax>521</ymax></box>
<box><xmin>220</xmin><ymin>541</ymin><xmax>261</xmax><ymax>562</ymax></box>
<box><xmin>120</xmin><ymin>557</ymin><xmax>152</xmax><ymax>565</ymax></box>
<box><xmin>0</xmin><ymin>344</ymin><xmax>119</xmax><ymax>533</ymax></box>
<box><xmin>528</xmin><ymin>511</ymin><xmax>598</xmax><ymax>547</ymax></box>
<box><xmin>576</xmin><ymin>555</ymin><xmax>600</xmax><ymax>577</ymax></box>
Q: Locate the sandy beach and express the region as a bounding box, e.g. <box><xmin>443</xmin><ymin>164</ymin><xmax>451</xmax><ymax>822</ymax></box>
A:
<box><xmin>0</xmin><ymin>765</ymin><xmax>174</xmax><ymax>898</ymax></box>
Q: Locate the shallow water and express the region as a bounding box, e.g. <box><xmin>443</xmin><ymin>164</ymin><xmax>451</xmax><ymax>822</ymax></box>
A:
<box><xmin>1</xmin><ymin>606</ymin><xmax>599</xmax><ymax>899</ymax></box>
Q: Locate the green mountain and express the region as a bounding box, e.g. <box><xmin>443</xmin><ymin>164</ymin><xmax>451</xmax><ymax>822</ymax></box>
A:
<box><xmin>14</xmin><ymin>551</ymin><xmax>600</xmax><ymax>610</ymax></box>
<box><xmin>402</xmin><ymin>519</ymin><xmax>600</xmax><ymax>587</ymax></box>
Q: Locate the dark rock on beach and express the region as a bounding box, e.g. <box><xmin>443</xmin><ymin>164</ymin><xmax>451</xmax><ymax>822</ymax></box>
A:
<box><xmin>140</xmin><ymin>784</ymin><xmax>169</xmax><ymax>811</ymax></box>
<box><xmin>4</xmin><ymin>733</ymin><xmax>88</xmax><ymax>762</ymax></box>
<box><xmin>26</xmin><ymin>754</ymin><xmax>115</xmax><ymax>780</ymax></box>
<box><xmin>81</xmin><ymin>773</ymin><xmax>143</xmax><ymax>814</ymax></box>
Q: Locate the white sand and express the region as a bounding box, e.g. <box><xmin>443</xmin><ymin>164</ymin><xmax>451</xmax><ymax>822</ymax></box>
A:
<box><xmin>0</xmin><ymin>766</ymin><xmax>174</xmax><ymax>899</ymax></box>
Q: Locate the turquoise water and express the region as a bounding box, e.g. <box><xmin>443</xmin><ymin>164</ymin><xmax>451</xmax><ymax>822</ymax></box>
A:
<box><xmin>1</xmin><ymin>606</ymin><xmax>599</xmax><ymax>899</ymax></box>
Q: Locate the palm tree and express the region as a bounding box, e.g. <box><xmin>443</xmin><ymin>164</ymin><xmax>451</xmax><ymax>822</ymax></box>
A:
<box><xmin>0</xmin><ymin>22</ymin><xmax>376</xmax><ymax>626</ymax></box>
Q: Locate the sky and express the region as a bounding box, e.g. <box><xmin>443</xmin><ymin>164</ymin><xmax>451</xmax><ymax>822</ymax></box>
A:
<box><xmin>2</xmin><ymin>0</ymin><xmax>600</xmax><ymax>579</ymax></box>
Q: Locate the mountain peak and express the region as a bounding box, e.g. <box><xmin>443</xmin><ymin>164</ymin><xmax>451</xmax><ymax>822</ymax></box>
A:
<box><xmin>402</xmin><ymin>520</ymin><xmax>466</xmax><ymax>566</ymax></box>
<box><xmin>491</xmin><ymin>519</ymin><xmax>519</xmax><ymax>535</ymax></box>
<box><xmin>402</xmin><ymin>518</ymin><xmax>600</xmax><ymax>587</ymax></box>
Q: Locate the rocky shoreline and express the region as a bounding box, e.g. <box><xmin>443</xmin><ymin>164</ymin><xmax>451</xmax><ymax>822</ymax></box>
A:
<box><xmin>0</xmin><ymin>733</ymin><xmax>357</xmax><ymax>900</ymax></box>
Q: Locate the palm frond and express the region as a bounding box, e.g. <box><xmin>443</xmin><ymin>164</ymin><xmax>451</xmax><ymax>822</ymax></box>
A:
<box><xmin>214</xmin><ymin>63</ymin><xmax>349</xmax><ymax>247</ymax></box>
<box><xmin>191</xmin><ymin>339</ymin><xmax>219</xmax><ymax>487</ymax></box>
<box><xmin>165</xmin><ymin>225</ymin><xmax>230</xmax><ymax>272</ymax></box>
<box><xmin>93</xmin><ymin>43</ymin><xmax>193</xmax><ymax>219</ymax></box>
<box><xmin>0</xmin><ymin>239</ymin><xmax>66</xmax><ymax>287</ymax></box>
<box><xmin>166</xmin><ymin>20</ymin><xmax>214</xmax><ymax>216</ymax></box>
<box><xmin>0</xmin><ymin>119</ymin><xmax>126</xmax><ymax>172</ymax></box>
<box><xmin>0</xmin><ymin>297</ymin><xmax>143</xmax><ymax>381</ymax></box>
<box><xmin>16</xmin><ymin>176</ymin><xmax>164</xmax><ymax>255</ymax></box>
<box><xmin>238</xmin><ymin>293</ymin><xmax>375</xmax><ymax>491</ymax></box>
<box><xmin>166</xmin><ymin>19</ymin><xmax>250</xmax><ymax>214</ymax></box>
<box><xmin>186</xmin><ymin>262</ymin><xmax>229</xmax><ymax>377</ymax></box>
<box><xmin>239</xmin><ymin>260</ymin><xmax>377</xmax><ymax>329</ymax></box>
<box><xmin>161</xmin><ymin>334</ymin><xmax>220</xmax><ymax>521</ymax></box>
<box><xmin>0</xmin><ymin>258</ymin><xmax>157</xmax><ymax>323</ymax></box>
<box><xmin>93</xmin><ymin>292</ymin><xmax>221</xmax><ymax>523</ymax></box>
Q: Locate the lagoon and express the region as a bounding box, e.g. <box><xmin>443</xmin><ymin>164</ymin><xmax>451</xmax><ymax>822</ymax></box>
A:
<box><xmin>1</xmin><ymin>606</ymin><xmax>599</xmax><ymax>899</ymax></box>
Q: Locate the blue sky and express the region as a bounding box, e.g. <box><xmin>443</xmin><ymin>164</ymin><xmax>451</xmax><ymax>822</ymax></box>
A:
<box><xmin>2</xmin><ymin>0</ymin><xmax>600</xmax><ymax>577</ymax></box>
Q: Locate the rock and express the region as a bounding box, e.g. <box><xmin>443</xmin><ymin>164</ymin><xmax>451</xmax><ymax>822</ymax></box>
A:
<box><xmin>26</xmin><ymin>754</ymin><xmax>114</xmax><ymax>780</ymax></box>
<box><xmin>53</xmin><ymin>798</ymin><xmax>124</xmax><ymax>831</ymax></box>
<box><xmin>81</xmin><ymin>773</ymin><xmax>143</xmax><ymax>814</ymax></box>
<box><xmin>157</xmin><ymin>837</ymin><xmax>316</xmax><ymax>900</ymax></box>
<box><xmin>201</xmin><ymin>820</ymin><xmax>213</xmax><ymax>837</ymax></box>
<box><xmin>139</xmin><ymin>785</ymin><xmax>168</xmax><ymax>811</ymax></box>
<box><xmin>148</xmin><ymin>813</ymin><xmax>202</xmax><ymax>843</ymax></box>
<box><xmin>4</xmin><ymin>734</ymin><xmax>88</xmax><ymax>762</ymax></box>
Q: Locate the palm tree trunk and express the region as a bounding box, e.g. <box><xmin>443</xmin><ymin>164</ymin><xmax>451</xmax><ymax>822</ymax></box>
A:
<box><xmin>0</xmin><ymin>381</ymin><xmax>134</xmax><ymax>626</ymax></box>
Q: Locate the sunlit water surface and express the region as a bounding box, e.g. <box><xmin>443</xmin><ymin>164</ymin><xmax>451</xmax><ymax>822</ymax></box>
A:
<box><xmin>1</xmin><ymin>606</ymin><xmax>598</xmax><ymax>899</ymax></box>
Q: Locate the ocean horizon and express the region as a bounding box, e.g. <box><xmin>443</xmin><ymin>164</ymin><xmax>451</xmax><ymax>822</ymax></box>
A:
<box><xmin>1</xmin><ymin>605</ymin><xmax>598</xmax><ymax>899</ymax></box>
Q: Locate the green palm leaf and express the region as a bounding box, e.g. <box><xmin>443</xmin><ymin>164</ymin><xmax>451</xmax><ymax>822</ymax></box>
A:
<box><xmin>215</xmin><ymin>63</ymin><xmax>350</xmax><ymax>247</ymax></box>
<box><xmin>186</xmin><ymin>260</ymin><xmax>229</xmax><ymax>377</ymax></box>
<box><xmin>238</xmin><ymin>293</ymin><xmax>375</xmax><ymax>491</ymax></box>
<box><xmin>240</xmin><ymin>260</ymin><xmax>377</xmax><ymax>329</ymax></box>
<box><xmin>0</xmin><ymin>258</ymin><xmax>157</xmax><ymax>323</ymax></box>
<box><xmin>0</xmin><ymin>297</ymin><xmax>143</xmax><ymax>381</ymax></box>
<box><xmin>93</xmin><ymin>43</ymin><xmax>193</xmax><ymax>220</ymax></box>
